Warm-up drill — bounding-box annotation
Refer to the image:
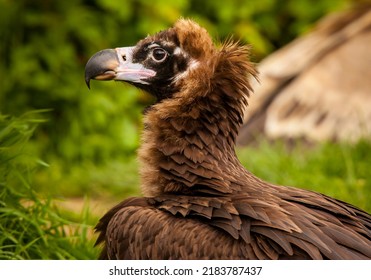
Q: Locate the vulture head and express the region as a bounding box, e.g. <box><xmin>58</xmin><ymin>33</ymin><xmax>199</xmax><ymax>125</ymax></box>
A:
<box><xmin>85</xmin><ymin>18</ymin><xmax>256</xmax><ymax>111</ymax></box>
<box><xmin>86</xmin><ymin>19</ymin><xmax>221</xmax><ymax>100</ymax></box>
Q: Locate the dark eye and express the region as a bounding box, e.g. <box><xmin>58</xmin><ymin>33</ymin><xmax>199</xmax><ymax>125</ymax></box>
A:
<box><xmin>151</xmin><ymin>48</ymin><xmax>168</xmax><ymax>62</ymax></box>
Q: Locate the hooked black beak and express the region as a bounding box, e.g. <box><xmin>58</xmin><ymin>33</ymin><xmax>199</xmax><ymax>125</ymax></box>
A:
<box><xmin>84</xmin><ymin>47</ymin><xmax>156</xmax><ymax>89</ymax></box>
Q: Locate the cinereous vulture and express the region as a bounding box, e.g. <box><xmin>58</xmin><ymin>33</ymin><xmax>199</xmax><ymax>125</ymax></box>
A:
<box><xmin>85</xmin><ymin>19</ymin><xmax>371</xmax><ymax>260</ymax></box>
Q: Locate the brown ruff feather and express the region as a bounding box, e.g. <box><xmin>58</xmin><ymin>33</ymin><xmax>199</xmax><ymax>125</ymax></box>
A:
<box><xmin>92</xmin><ymin>19</ymin><xmax>371</xmax><ymax>260</ymax></box>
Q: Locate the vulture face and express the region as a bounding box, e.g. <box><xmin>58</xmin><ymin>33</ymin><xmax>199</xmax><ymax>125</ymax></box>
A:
<box><xmin>85</xmin><ymin>28</ymin><xmax>199</xmax><ymax>100</ymax></box>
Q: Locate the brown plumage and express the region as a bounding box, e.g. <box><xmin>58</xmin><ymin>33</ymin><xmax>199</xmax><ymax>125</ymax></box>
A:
<box><xmin>85</xmin><ymin>19</ymin><xmax>371</xmax><ymax>260</ymax></box>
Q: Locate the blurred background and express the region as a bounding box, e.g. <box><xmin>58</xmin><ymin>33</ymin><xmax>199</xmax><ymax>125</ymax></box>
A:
<box><xmin>0</xmin><ymin>0</ymin><xmax>370</xmax><ymax>259</ymax></box>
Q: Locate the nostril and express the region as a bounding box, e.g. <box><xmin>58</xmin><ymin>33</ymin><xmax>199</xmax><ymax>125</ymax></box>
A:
<box><xmin>122</xmin><ymin>55</ymin><xmax>126</xmax><ymax>61</ymax></box>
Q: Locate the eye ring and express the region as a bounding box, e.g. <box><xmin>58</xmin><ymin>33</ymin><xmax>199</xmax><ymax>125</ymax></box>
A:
<box><xmin>151</xmin><ymin>48</ymin><xmax>168</xmax><ymax>62</ymax></box>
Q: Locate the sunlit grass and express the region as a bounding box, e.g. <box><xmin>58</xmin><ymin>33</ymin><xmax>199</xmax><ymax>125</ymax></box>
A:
<box><xmin>0</xmin><ymin>181</ymin><xmax>99</xmax><ymax>259</ymax></box>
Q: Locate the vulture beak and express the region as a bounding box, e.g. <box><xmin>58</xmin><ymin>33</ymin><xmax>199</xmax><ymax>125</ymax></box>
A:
<box><xmin>84</xmin><ymin>47</ymin><xmax>156</xmax><ymax>89</ymax></box>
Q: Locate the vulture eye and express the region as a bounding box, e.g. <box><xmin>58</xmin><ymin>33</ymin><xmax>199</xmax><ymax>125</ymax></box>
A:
<box><xmin>151</xmin><ymin>48</ymin><xmax>168</xmax><ymax>62</ymax></box>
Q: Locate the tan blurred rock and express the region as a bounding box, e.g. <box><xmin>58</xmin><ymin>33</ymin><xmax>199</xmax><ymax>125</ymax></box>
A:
<box><xmin>238</xmin><ymin>6</ymin><xmax>371</xmax><ymax>145</ymax></box>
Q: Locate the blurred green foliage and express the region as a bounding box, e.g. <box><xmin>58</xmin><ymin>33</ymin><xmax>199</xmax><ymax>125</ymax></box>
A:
<box><xmin>0</xmin><ymin>0</ymin><xmax>352</xmax><ymax>197</ymax></box>
<box><xmin>0</xmin><ymin>112</ymin><xmax>98</xmax><ymax>259</ymax></box>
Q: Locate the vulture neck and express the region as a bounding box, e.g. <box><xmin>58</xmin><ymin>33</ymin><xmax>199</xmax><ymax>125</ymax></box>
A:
<box><xmin>139</xmin><ymin>96</ymin><xmax>244</xmax><ymax>197</ymax></box>
<box><xmin>138</xmin><ymin>43</ymin><xmax>255</xmax><ymax>197</ymax></box>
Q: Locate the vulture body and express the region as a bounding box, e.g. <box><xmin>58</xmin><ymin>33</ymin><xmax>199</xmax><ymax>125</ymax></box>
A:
<box><xmin>85</xmin><ymin>19</ymin><xmax>371</xmax><ymax>260</ymax></box>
